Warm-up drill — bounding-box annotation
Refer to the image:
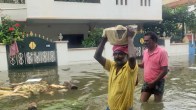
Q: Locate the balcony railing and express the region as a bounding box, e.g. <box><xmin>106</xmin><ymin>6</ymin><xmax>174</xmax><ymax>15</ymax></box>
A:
<box><xmin>0</xmin><ymin>0</ymin><xmax>25</xmax><ymax>4</ymax></box>
<box><xmin>54</xmin><ymin>0</ymin><xmax>100</xmax><ymax>3</ymax></box>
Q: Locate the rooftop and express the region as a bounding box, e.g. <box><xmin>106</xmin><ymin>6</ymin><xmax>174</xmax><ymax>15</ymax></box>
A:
<box><xmin>164</xmin><ymin>0</ymin><xmax>196</xmax><ymax>8</ymax></box>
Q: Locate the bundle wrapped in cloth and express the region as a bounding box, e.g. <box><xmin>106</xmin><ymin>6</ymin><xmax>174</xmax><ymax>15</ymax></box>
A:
<box><xmin>102</xmin><ymin>25</ymin><xmax>137</xmax><ymax>45</ymax></box>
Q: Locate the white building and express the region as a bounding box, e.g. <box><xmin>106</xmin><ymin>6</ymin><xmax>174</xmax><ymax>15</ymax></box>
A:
<box><xmin>0</xmin><ymin>0</ymin><xmax>162</xmax><ymax>48</ymax></box>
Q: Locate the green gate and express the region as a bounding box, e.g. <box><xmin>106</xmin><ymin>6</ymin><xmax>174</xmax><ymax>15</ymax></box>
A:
<box><xmin>6</xmin><ymin>33</ymin><xmax>57</xmax><ymax>69</ymax></box>
<box><xmin>133</xmin><ymin>33</ymin><xmax>165</xmax><ymax>58</ymax></box>
<box><xmin>134</xmin><ymin>33</ymin><xmax>145</xmax><ymax>57</ymax></box>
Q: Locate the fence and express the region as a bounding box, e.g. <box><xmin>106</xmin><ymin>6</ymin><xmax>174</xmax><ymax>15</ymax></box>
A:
<box><xmin>0</xmin><ymin>38</ymin><xmax>190</xmax><ymax>71</ymax></box>
<box><xmin>6</xmin><ymin>33</ymin><xmax>57</xmax><ymax>69</ymax></box>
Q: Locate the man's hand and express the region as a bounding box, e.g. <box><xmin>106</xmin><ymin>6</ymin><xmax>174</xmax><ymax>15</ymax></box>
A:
<box><xmin>127</xmin><ymin>27</ymin><xmax>136</xmax><ymax>38</ymax></box>
<box><xmin>138</xmin><ymin>63</ymin><xmax>144</xmax><ymax>68</ymax></box>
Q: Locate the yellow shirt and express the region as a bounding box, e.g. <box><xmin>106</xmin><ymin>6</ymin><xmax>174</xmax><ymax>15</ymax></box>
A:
<box><xmin>104</xmin><ymin>59</ymin><xmax>138</xmax><ymax>110</ymax></box>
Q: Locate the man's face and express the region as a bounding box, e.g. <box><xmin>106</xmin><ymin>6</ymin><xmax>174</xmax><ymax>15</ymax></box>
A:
<box><xmin>113</xmin><ymin>51</ymin><xmax>127</xmax><ymax>66</ymax></box>
<box><xmin>143</xmin><ymin>35</ymin><xmax>154</xmax><ymax>49</ymax></box>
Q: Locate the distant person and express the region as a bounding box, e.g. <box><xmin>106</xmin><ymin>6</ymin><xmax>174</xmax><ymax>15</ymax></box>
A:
<box><xmin>94</xmin><ymin>27</ymin><xmax>138</xmax><ymax>110</ymax></box>
<box><xmin>139</xmin><ymin>32</ymin><xmax>168</xmax><ymax>102</ymax></box>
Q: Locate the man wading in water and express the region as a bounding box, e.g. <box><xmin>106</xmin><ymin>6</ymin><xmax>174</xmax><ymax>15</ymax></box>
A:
<box><xmin>94</xmin><ymin>27</ymin><xmax>138</xmax><ymax>110</ymax></box>
<box><xmin>139</xmin><ymin>32</ymin><xmax>168</xmax><ymax>102</ymax></box>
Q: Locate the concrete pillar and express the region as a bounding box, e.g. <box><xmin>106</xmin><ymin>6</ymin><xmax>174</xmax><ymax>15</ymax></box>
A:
<box><xmin>164</xmin><ymin>38</ymin><xmax>171</xmax><ymax>50</ymax></box>
<box><xmin>0</xmin><ymin>44</ymin><xmax>8</xmax><ymax>71</ymax></box>
<box><xmin>54</xmin><ymin>41</ymin><xmax>69</xmax><ymax>66</ymax></box>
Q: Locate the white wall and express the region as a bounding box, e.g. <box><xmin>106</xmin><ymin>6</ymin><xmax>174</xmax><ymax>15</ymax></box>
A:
<box><xmin>68</xmin><ymin>48</ymin><xmax>97</xmax><ymax>64</ymax></box>
<box><xmin>0</xmin><ymin>3</ymin><xmax>27</xmax><ymax>21</ymax></box>
<box><xmin>103</xmin><ymin>38</ymin><xmax>189</xmax><ymax>60</ymax></box>
<box><xmin>164</xmin><ymin>38</ymin><xmax>189</xmax><ymax>56</ymax></box>
<box><xmin>0</xmin><ymin>38</ymin><xmax>190</xmax><ymax>71</ymax></box>
<box><xmin>168</xmin><ymin>43</ymin><xmax>189</xmax><ymax>56</ymax></box>
<box><xmin>0</xmin><ymin>0</ymin><xmax>162</xmax><ymax>22</ymax></box>
<box><xmin>54</xmin><ymin>38</ymin><xmax>189</xmax><ymax>67</ymax></box>
<box><xmin>0</xmin><ymin>44</ymin><xmax>8</xmax><ymax>71</ymax></box>
<box><xmin>55</xmin><ymin>41</ymin><xmax>69</xmax><ymax>66</ymax></box>
<box><xmin>55</xmin><ymin>42</ymin><xmax>111</xmax><ymax>65</ymax></box>
<box><xmin>26</xmin><ymin>0</ymin><xmax>162</xmax><ymax>21</ymax></box>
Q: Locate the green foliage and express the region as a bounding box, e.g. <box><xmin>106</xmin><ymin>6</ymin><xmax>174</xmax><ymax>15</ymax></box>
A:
<box><xmin>82</xmin><ymin>28</ymin><xmax>103</xmax><ymax>48</ymax></box>
<box><xmin>186</xmin><ymin>12</ymin><xmax>196</xmax><ymax>33</ymax></box>
<box><xmin>143</xmin><ymin>5</ymin><xmax>196</xmax><ymax>39</ymax></box>
<box><xmin>0</xmin><ymin>17</ymin><xmax>24</xmax><ymax>45</ymax></box>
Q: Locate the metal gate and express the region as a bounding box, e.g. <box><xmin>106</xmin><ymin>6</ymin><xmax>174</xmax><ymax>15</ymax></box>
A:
<box><xmin>133</xmin><ymin>33</ymin><xmax>165</xmax><ymax>58</ymax></box>
<box><xmin>133</xmin><ymin>33</ymin><xmax>145</xmax><ymax>57</ymax></box>
<box><xmin>6</xmin><ymin>33</ymin><xmax>57</xmax><ymax>69</ymax></box>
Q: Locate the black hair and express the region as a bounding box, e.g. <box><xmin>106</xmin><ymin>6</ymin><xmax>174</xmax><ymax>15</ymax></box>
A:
<box><xmin>144</xmin><ymin>31</ymin><xmax>158</xmax><ymax>43</ymax></box>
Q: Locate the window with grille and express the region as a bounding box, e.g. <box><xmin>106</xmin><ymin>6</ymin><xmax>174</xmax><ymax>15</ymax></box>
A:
<box><xmin>140</xmin><ymin>0</ymin><xmax>143</xmax><ymax>6</ymax></box>
<box><xmin>116</xmin><ymin>0</ymin><xmax>128</xmax><ymax>5</ymax></box>
<box><xmin>116</xmin><ymin>0</ymin><xmax>118</xmax><ymax>5</ymax></box>
<box><xmin>125</xmin><ymin>0</ymin><xmax>127</xmax><ymax>5</ymax></box>
<box><xmin>140</xmin><ymin>0</ymin><xmax>151</xmax><ymax>6</ymax></box>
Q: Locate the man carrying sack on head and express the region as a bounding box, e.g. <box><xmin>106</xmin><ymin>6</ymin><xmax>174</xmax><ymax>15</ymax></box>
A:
<box><xmin>94</xmin><ymin>25</ymin><xmax>138</xmax><ymax>110</ymax></box>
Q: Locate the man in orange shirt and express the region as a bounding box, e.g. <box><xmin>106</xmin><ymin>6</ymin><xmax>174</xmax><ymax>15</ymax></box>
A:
<box><xmin>94</xmin><ymin>27</ymin><xmax>138</xmax><ymax>110</ymax></box>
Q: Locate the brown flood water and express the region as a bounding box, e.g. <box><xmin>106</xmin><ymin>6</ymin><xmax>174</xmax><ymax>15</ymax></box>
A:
<box><xmin>0</xmin><ymin>55</ymin><xmax>195</xmax><ymax>110</ymax></box>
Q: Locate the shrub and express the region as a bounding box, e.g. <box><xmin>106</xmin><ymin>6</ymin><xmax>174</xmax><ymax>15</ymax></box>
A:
<box><xmin>82</xmin><ymin>28</ymin><xmax>103</xmax><ymax>47</ymax></box>
<box><xmin>0</xmin><ymin>17</ymin><xmax>24</xmax><ymax>45</ymax></box>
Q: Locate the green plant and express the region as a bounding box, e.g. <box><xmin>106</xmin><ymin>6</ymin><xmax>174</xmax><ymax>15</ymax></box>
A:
<box><xmin>143</xmin><ymin>5</ymin><xmax>196</xmax><ymax>39</ymax></box>
<box><xmin>0</xmin><ymin>17</ymin><xmax>24</xmax><ymax>45</ymax></box>
<box><xmin>82</xmin><ymin>28</ymin><xmax>103</xmax><ymax>47</ymax></box>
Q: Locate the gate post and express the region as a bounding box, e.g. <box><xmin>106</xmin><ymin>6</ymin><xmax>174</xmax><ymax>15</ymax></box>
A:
<box><xmin>54</xmin><ymin>41</ymin><xmax>69</xmax><ymax>66</ymax></box>
<box><xmin>0</xmin><ymin>44</ymin><xmax>8</xmax><ymax>71</ymax></box>
<box><xmin>164</xmin><ymin>38</ymin><xmax>171</xmax><ymax>49</ymax></box>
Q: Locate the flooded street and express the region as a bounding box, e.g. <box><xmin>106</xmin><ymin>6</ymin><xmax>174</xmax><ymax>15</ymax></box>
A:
<box><xmin>0</xmin><ymin>55</ymin><xmax>196</xmax><ymax>110</ymax></box>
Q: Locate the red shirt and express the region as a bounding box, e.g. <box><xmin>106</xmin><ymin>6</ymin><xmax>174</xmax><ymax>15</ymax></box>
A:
<box><xmin>142</xmin><ymin>46</ymin><xmax>168</xmax><ymax>82</ymax></box>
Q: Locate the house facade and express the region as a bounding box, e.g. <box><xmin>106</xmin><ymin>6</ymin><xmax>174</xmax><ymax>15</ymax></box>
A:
<box><xmin>0</xmin><ymin>0</ymin><xmax>192</xmax><ymax>71</ymax></box>
<box><xmin>1</xmin><ymin>0</ymin><xmax>162</xmax><ymax>47</ymax></box>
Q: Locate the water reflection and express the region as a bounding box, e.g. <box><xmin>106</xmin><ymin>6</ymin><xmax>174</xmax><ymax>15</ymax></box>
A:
<box><xmin>189</xmin><ymin>54</ymin><xmax>196</xmax><ymax>67</ymax></box>
<box><xmin>140</xmin><ymin>102</ymin><xmax>164</xmax><ymax>110</ymax></box>
<box><xmin>8</xmin><ymin>66</ymin><xmax>59</xmax><ymax>84</ymax></box>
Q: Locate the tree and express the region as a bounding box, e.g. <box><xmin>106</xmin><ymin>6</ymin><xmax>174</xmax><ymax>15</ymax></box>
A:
<box><xmin>186</xmin><ymin>10</ymin><xmax>196</xmax><ymax>34</ymax></box>
<box><xmin>143</xmin><ymin>5</ymin><xmax>196</xmax><ymax>41</ymax></box>
<box><xmin>82</xmin><ymin>28</ymin><xmax>103</xmax><ymax>47</ymax></box>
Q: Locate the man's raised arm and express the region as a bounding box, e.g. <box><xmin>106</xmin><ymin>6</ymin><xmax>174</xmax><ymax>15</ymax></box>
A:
<box><xmin>127</xmin><ymin>27</ymin><xmax>136</xmax><ymax>69</ymax></box>
<box><xmin>94</xmin><ymin>37</ymin><xmax>107</xmax><ymax>67</ymax></box>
